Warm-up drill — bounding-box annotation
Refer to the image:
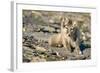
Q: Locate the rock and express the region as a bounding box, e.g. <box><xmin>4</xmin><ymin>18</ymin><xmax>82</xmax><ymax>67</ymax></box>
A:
<box><xmin>51</xmin><ymin>52</ymin><xmax>57</xmax><ymax>56</ymax></box>
<box><xmin>57</xmin><ymin>48</ymin><xmax>70</xmax><ymax>57</ymax></box>
<box><xmin>56</xmin><ymin>29</ymin><xmax>60</xmax><ymax>33</ymax></box>
<box><xmin>76</xmin><ymin>55</ymin><xmax>86</xmax><ymax>60</ymax></box>
<box><xmin>31</xmin><ymin>57</ymin><xmax>46</xmax><ymax>62</ymax></box>
<box><xmin>41</xmin><ymin>28</ymin><xmax>50</xmax><ymax>33</ymax></box>
<box><xmin>39</xmin><ymin>55</ymin><xmax>46</xmax><ymax>58</ymax></box>
<box><xmin>32</xmin><ymin>51</ymin><xmax>39</xmax><ymax>56</ymax></box>
<box><xmin>22</xmin><ymin>27</ymin><xmax>26</xmax><ymax>32</ymax></box>
<box><xmin>23</xmin><ymin>46</ymin><xmax>34</xmax><ymax>62</ymax></box>
<box><xmin>46</xmin><ymin>55</ymin><xmax>57</xmax><ymax>61</ymax></box>
<box><xmin>36</xmin><ymin>28</ymin><xmax>41</xmax><ymax>32</ymax></box>
<box><xmin>35</xmin><ymin>46</ymin><xmax>47</xmax><ymax>52</ymax></box>
<box><xmin>22</xmin><ymin>38</ymin><xmax>25</xmax><ymax>43</ymax></box>
<box><xmin>23</xmin><ymin>54</ymin><xmax>32</xmax><ymax>62</ymax></box>
<box><xmin>23</xmin><ymin>58</ymin><xmax>31</xmax><ymax>62</ymax></box>
<box><xmin>23</xmin><ymin>46</ymin><xmax>33</xmax><ymax>52</ymax></box>
<box><xmin>83</xmin><ymin>48</ymin><xmax>91</xmax><ymax>59</ymax></box>
<box><xmin>48</xmin><ymin>27</ymin><xmax>56</xmax><ymax>32</ymax></box>
<box><xmin>67</xmin><ymin>56</ymin><xmax>77</xmax><ymax>60</ymax></box>
<box><xmin>49</xmin><ymin>19</ymin><xmax>55</xmax><ymax>23</ymax></box>
<box><xmin>49</xmin><ymin>24</ymin><xmax>60</xmax><ymax>29</ymax></box>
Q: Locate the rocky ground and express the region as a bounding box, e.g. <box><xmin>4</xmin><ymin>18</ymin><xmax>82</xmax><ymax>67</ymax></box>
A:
<box><xmin>22</xmin><ymin>10</ymin><xmax>91</xmax><ymax>62</ymax></box>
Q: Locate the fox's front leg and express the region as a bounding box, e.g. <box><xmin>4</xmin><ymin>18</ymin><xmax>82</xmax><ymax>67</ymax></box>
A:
<box><xmin>62</xmin><ymin>39</ymin><xmax>67</xmax><ymax>48</ymax></box>
<box><xmin>62</xmin><ymin>39</ymin><xmax>71</xmax><ymax>51</ymax></box>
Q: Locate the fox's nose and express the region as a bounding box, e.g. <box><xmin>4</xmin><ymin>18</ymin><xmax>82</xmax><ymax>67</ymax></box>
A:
<box><xmin>69</xmin><ymin>34</ymin><xmax>70</xmax><ymax>36</ymax></box>
<box><xmin>67</xmin><ymin>33</ymin><xmax>70</xmax><ymax>36</ymax></box>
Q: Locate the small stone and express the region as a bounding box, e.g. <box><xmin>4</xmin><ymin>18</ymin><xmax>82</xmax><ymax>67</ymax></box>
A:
<box><xmin>56</xmin><ymin>29</ymin><xmax>60</xmax><ymax>33</ymax></box>
<box><xmin>23</xmin><ymin>58</ymin><xmax>31</xmax><ymax>62</ymax></box>
<box><xmin>35</xmin><ymin>46</ymin><xmax>47</xmax><ymax>52</ymax></box>
<box><xmin>39</xmin><ymin>55</ymin><xmax>45</xmax><ymax>58</ymax></box>
<box><xmin>31</xmin><ymin>57</ymin><xmax>46</xmax><ymax>62</ymax></box>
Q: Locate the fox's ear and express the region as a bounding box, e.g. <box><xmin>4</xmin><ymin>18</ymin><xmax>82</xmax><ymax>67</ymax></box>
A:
<box><xmin>68</xmin><ymin>19</ymin><xmax>72</xmax><ymax>25</ymax></box>
<box><xmin>60</xmin><ymin>16</ymin><xmax>65</xmax><ymax>27</ymax></box>
<box><xmin>60</xmin><ymin>16</ymin><xmax>64</xmax><ymax>21</ymax></box>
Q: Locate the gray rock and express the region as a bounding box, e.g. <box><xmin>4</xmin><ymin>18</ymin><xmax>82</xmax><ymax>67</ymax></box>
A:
<box><xmin>83</xmin><ymin>48</ymin><xmax>91</xmax><ymax>59</ymax></box>
<box><xmin>31</xmin><ymin>57</ymin><xmax>46</xmax><ymax>62</ymax></box>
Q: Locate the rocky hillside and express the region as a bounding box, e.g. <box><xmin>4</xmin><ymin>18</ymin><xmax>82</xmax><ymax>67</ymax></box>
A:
<box><xmin>22</xmin><ymin>10</ymin><xmax>91</xmax><ymax>62</ymax></box>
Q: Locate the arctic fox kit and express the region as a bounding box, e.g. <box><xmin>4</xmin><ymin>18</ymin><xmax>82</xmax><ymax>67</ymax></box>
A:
<box><xmin>48</xmin><ymin>17</ymin><xmax>71</xmax><ymax>49</ymax></box>
<box><xmin>48</xmin><ymin>17</ymin><xmax>82</xmax><ymax>55</ymax></box>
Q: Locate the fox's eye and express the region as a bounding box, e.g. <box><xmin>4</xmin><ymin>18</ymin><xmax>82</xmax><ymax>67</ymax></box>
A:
<box><xmin>63</xmin><ymin>25</ymin><xmax>65</xmax><ymax>27</ymax></box>
<box><xmin>70</xmin><ymin>27</ymin><xmax>74</xmax><ymax>30</ymax></box>
<box><xmin>70</xmin><ymin>28</ymin><xmax>72</xmax><ymax>31</ymax></box>
<box><xmin>63</xmin><ymin>23</ymin><xmax>67</xmax><ymax>27</ymax></box>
